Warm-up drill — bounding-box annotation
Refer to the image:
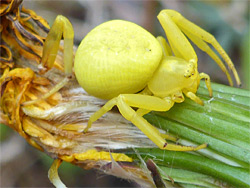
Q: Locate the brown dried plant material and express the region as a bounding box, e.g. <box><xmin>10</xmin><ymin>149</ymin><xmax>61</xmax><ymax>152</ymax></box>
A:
<box><xmin>0</xmin><ymin>1</ymin><xmax>157</xmax><ymax>187</ymax></box>
<box><xmin>0</xmin><ymin>45</ymin><xmax>14</xmax><ymax>69</ymax></box>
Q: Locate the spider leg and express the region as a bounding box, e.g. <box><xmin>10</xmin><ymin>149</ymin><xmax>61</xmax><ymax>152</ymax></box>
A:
<box><xmin>22</xmin><ymin>76</ymin><xmax>70</xmax><ymax>106</ymax></box>
<box><xmin>41</xmin><ymin>15</ymin><xmax>74</xmax><ymax>74</ymax></box>
<box><xmin>157</xmin><ymin>10</ymin><xmax>197</xmax><ymax>63</ymax></box>
<box><xmin>180</xmin><ymin>28</ymin><xmax>233</xmax><ymax>86</ymax></box>
<box><xmin>158</xmin><ymin>10</ymin><xmax>240</xmax><ymax>86</ymax></box>
<box><xmin>136</xmin><ymin>108</ymin><xmax>151</xmax><ymax>116</ymax></box>
<box><xmin>85</xmin><ymin>94</ymin><xmax>171</xmax><ymax>133</ymax></box>
<box><xmin>136</xmin><ymin>108</ymin><xmax>177</xmax><ymax>142</ymax></box>
<box><xmin>156</xmin><ymin>36</ymin><xmax>172</xmax><ymax>57</ymax></box>
<box><xmin>22</xmin><ymin>16</ymin><xmax>74</xmax><ymax>106</ymax></box>
<box><xmin>183</xmin><ymin>89</ymin><xmax>204</xmax><ymax>106</ymax></box>
<box><xmin>116</xmin><ymin>94</ymin><xmax>206</xmax><ymax>151</ymax></box>
<box><xmin>87</xmin><ymin>94</ymin><xmax>206</xmax><ymax>151</ymax></box>
<box><xmin>84</xmin><ymin>98</ymin><xmax>117</xmax><ymax>133</ymax></box>
<box><xmin>199</xmin><ymin>72</ymin><xmax>212</xmax><ymax>97</ymax></box>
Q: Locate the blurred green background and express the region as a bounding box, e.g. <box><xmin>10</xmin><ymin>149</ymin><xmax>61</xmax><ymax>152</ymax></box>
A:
<box><xmin>1</xmin><ymin>0</ymin><xmax>249</xmax><ymax>187</ymax></box>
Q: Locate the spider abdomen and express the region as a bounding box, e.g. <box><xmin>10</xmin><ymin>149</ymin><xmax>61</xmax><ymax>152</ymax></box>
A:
<box><xmin>74</xmin><ymin>20</ymin><xmax>162</xmax><ymax>99</ymax></box>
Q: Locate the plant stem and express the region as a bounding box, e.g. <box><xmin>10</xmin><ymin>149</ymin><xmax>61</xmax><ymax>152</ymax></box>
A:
<box><xmin>127</xmin><ymin>148</ymin><xmax>250</xmax><ymax>187</ymax></box>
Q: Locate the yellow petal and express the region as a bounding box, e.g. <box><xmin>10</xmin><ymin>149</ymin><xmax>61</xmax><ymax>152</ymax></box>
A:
<box><xmin>74</xmin><ymin>149</ymin><xmax>133</xmax><ymax>162</ymax></box>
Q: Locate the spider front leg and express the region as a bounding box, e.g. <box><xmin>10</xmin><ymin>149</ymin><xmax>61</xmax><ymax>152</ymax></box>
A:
<box><xmin>41</xmin><ymin>15</ymin><xmax>74</xmax><ymax>74</ymax></box>
<box><xmin>158</xmin><ymin>9</ymin><xmax>241</xmax><ymax>86</ymax></box>
<box><xmin>183</xmin><ymin>90</ymin><xmax>204</xmax><ymax>106</ymax></box>
<box><xmin>22</xmin><ymin>15</ymin><xmax>74</xmax><ymax>106</ymax></box>
<box><xmin>199</xmin><ymin>72</ymin><xmax>212</xmax><ymax>97</ymax></box>
<box><xmin>86</xmin><ymin>94</ymin><xmax>207</xmax><ymax>151</ymax></box>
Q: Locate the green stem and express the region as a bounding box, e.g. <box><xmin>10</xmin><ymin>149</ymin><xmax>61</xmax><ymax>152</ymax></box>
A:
<box><xmin>198</xmin><ymin>95</ymin><xmax>249</xmax><ymax>125</ymax></box>
<box><xmin>149</xmin><ymin>99</ymin><xmax>250</xmax><ymax>150</ymax></box>
<box><xmin>158</xmin><ymin>166</ymin><xmax>228</xmax><ymax>188</ymax></box>
<box><xmin>199</xmin><ymin>82</ymin><xmax>250</xmax><ymax>107</ymax></box>
<box><xmin>127</xmin><ymin>148</ymin><xmax>250</xmax><ymax>188</ymax></box>
<box><xmin>145</xmin><ymin>113</ymin><xmax>250</xmax><ymax>166</ymax></box>
<box><xmin>199</xmin><ymin>81</ymin><xmax>250</xmax><ymax>98</ymax></box>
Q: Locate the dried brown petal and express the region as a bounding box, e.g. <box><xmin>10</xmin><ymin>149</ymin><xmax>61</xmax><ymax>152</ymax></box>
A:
<box><xmin>0</xmin><ymin>0</ymin><xmax>23</xmax><ymax>16</ymax></box>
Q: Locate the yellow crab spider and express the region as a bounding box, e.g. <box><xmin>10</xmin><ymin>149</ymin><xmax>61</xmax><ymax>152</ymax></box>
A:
<box><xmin>24</xmin><ymin>10</ymin><xmax>241</xmax><ymax>151</ymax></box>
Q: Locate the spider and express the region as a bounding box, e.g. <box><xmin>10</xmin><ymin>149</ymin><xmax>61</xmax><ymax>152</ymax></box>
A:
<box><xmin>23</xmin><ymin>9</ymin><xmax>241</xmax><ymax>151</ymax></box>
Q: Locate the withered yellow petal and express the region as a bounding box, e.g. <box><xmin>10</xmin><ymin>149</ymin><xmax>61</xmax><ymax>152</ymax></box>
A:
<box><xmin>74</xmin><ymin>149</ymin><xmax>133</xmax><ymax>162</ymax></box>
